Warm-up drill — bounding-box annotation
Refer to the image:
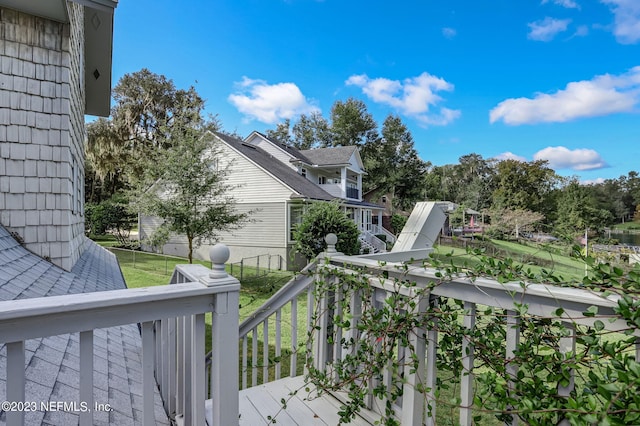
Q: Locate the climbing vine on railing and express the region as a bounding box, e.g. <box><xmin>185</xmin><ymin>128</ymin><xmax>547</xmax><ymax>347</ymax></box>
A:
<box><xmin>302</xmin><ymin>250</ymin><xmax>640</xmax><ymax>426</ymax></box>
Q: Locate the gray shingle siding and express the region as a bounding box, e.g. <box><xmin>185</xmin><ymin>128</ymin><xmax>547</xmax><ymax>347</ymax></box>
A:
<box><xmin>0</xmin><ymin>6</ymin><xmax>85</xmax><ymax>271</ymax></box>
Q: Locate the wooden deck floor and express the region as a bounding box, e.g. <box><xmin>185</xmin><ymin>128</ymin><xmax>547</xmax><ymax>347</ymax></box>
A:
<box><xmin>237</xmin><ymin>376</ymin><xmax>375</xmax><ymax>426</ymax></box>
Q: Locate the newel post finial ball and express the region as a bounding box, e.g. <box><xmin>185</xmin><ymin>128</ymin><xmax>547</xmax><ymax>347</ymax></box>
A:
<box><xmin>209</xmin><ymin>243</ymin><xmax>230</xmax><ymax>279</ymax></box>
<box><xmin>325</xmin><ymin>233</ymin><xmax>337</xmax><ymax>254</ymax></box>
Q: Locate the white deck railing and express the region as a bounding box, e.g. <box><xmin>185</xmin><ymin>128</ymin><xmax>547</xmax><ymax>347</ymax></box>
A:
<box><xmin>0</xmin><ymin>245</ymin><xmax>240</xmax><ymax>426</ymax></box>
<box><xmin>235</xmin><ymin>262</ymin><xmax>315</xmax><ymax>389</ymax></box>
<box><xmin>234</xmin><ymin>234</ymin><xmax>640</xmax><ymax>424</ymax></box>
<box><xmin>359</xmin><ymin>229</ymin><xmax>387</xmax><ymax>253</ymax></box>
<box><xmin>370</xmin><ymin>224</ymin><xmax>397</xmax><ymax>244</ymax></box>
<box><xmin>310</xmin><ymin>248</ymin><xmax>640</xmax><ymax>425</ymax></box>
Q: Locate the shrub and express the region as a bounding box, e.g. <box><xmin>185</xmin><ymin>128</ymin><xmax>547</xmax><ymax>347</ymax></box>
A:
<box><xmin>293</xmin><ymin>201</ymin><xmax>360</xmax><ymax>259</ymax></box>
<box><xmin>85</xmin><ymin>194</ymin><xmax>136</xmax><ymax>245</ymax></box>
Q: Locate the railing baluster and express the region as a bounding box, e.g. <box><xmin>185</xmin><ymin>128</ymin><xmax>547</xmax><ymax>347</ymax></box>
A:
<box><xmin>316</xmin><ymin>279</ymin><xmax>330</xmax><ymax>372</ymax></box>
<box><xmin>156</xmin><ymin>320</ymin><xmax>165</xmax><ymax>404</ymax></box>
<box><xmin>401</xmin><ymin>295</ymin><xmax>427</xmax><ymax>426</ymax></box>
<box><xmin>167</xmin><ymin>317</ymin><xmax>177</xmax><ymax>416</ymax></box>
<box><xmin>505</xmin><ymin>310</ymin><xmax>520</xmax><ymax>426</ymax></box>
<box><xmin>557</xmin><ymin>322</ymin><xmax>576</xmax><ymax>426</ymax></box>
<box><xmin>242</xmin><ymin>335</ymin><xmax>248</xmax><ymax>389</ymax></box>
<box><xmin>176</xmin><ymin>316</ymin><xmax>184</xmax><ymax>416</ymax></box>
<box><xmin>275</xmin><ymin>308</ymin><xmax>282</xmax><ymax>380</ymax></box>
<box><xmin>290</xmin><ymin>297</ymin><xmax>298</xmax><ymax>377</ymax></box>
<box><xmin>183</xmin><ymin>315</ymin><xmax>193</xmax><ymax>426</ymax></box>
<box><xmin>425</xmin><ymin>296</ymin><xmax>439</xmax><ymax>426</ymax></box>
<box><xmin>79</xmin><ymin>330</ymin><xmax>94</xmax><ymax>426</ymax></box>
<box><xmin>193</xmin><ymin>313</ymin><xmax>205</xmax><ymax>425</ymax></box>
<box><xmin>6</xmin><ymin>341</ymin><xmax>25</xmax><ymax>426</ymax></box>
<box><xmin>263</xmin><ymin>320</ymin><xmax>269</xmax><ymax>383</ymax></box>
<box><xmin>252</xmin><ymin>326</ymin><xmax>258</xmax><ymax>387</ymax></box>
<box><xmin>460</xmin><ymin>301</ymin><xmax>476</xmax><ymax>426</ymax></box>
<box><xmin>305</xmin><ymin>281</ymin><xmax>315</xmax><ymax>375</ymax></box>
<box><xmin>141</xmin><ymin>321</ymin><xmax>155</xmax><ymax>426</ymax></box>
<box><xmin>333</xmin><ymin>282</ymin><xmax>344</xmax><ymax>384</ymax></box>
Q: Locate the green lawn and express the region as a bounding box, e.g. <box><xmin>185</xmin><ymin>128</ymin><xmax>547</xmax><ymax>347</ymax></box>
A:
<box><xmin>431</xmin><ymin>238</ymin><xmax>588</xmax><ymax>282</ymax></box>
<box><xmin>612</xmin><ymin>221</ymin><xmax>640</xmax><ymax>231</ymax></box>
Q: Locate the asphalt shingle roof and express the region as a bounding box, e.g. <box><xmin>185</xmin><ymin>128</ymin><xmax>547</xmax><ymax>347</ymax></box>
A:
<box><xmin>298</xmin><ymin>146</ymin><xmax>357</xmax><ymax>166</ymax></box>
<box><xmin>215</xmin><ymin>132</ymin><xmax>335</xmax><ymax>201</ymax></box>
<box><xmin>0</xmin><ymin>226</ymin><xmax>170</xmax><ymax>425</ymax></box>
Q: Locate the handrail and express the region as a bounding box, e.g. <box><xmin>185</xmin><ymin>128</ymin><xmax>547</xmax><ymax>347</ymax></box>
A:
<box><xmin>239</xmin><ymin>261</ymin><xmax>316</xmax><ymax>337</ymax></box>
<box><xmin>370</xmin><ymin>224</ymin><xmax>396</xmax><ymax>244</ymax></box>
<box><xmin>0</xmin><ymin>245</ymin><xmax>241</xmax><ymax>426</ymax></box>
<box><xmin>0</xmin><ymin>283</ymin><xmax>232</xmax><ymax>342</ymax></box>
<box><xmin>359</xmin><ymin>229</ymin><xmax>386</xmax><ymax>253</ymax></box>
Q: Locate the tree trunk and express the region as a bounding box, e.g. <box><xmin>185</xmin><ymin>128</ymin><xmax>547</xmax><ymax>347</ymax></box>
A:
<box><xmin>188</xmin><ymin>236</ymin><xmax>193</xmax><ymax>264</ymax></box>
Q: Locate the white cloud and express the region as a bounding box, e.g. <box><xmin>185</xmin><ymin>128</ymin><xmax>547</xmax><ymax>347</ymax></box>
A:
<box><xmin>489</xmin><ymin>66</ymin><xmax>640</xmax><ymax>125</ymax></box>
<box><xmin>528</xmin><ymin>17</ymin><xmax>572</xmax><ymax>41</ymax></box>
<box><xmin>573</xmin><ymin>25</ymin><xmax>589</xmax><ymax>37</ymax></box>
<box><xmin>493</xmin><ymin>152</ymin><xmax>527</xmax><ymax>162</ymax></box>
<box><xmin>228</xmin><ymin>77</ymin><xmax>319</xmax><ymax>124</ymax></box>
<box><xmin>345</xmin><ymin>72</ymin><xmax>461</xmax><ymax>126</ymax></box>
<box><xmin>602</xmin><ymin>0</ymin><xmax>640</xmax><ymax>44</ymax></box>
<box><xmin>581</xmin><ymin>177</ymin><xmax>606</xmax><ymax>185</ymax></box>
<box><xmin>442</xmin><ymin>27</ymin><xmax>457</xmax><ymax>39</ymax></box>
<box><xmin>533</xmin><ymin>146</ymin><xmax>608</xmax><ymax>170</ymax></box>
<box><xmin>541</xmin><ymin>0</ymin><xmax>580</xmax><ymax>9</ymax></box>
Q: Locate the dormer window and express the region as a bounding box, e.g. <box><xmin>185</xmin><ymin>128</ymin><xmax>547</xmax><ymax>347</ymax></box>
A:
<box><xmin>301</xmin><ymin>168</ymin><xmax>307</xmax><ymax>178</ymax></box>
<box><xmin>318</xmin><ymin>176</ymin><xmax>326</xmax><ymax>184</ymax></box>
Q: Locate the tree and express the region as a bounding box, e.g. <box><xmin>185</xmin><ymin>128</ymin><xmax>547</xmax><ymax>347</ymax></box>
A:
<box><xmin>488</xmin><ymin>207</ymin><xmax>544</xmax><ymax>239</ymax></box>
<box><xmin>293</xmin><ymin>202</ymin><xmax>360</xmax><ymax>259</ymax></box>
<box><xmin>133</xmin><ymin>129</ymin><xmax>249</xmax><ymax>263</ymax></box>
<box><xmin>365</xmin><ymin>115</ymin><xmax>428</xmax><ymax>211</ymax></box>
<box><xmin>265</xmin><ymin>119</ymin><xmax>293</xmax><ymax>145</ymax></box>
<box><xmin>291</xmin><ymin>112</ymin><xmax>332</xmax><ymax>149</ymax></box>
<box><xmin>491</xmin><ymin>159</ymin><xmax>559</xmax><ymax>220</ymax></box>
<box><xmin>329</xmin><ymin>98</ymin><xmax>379</xmax><ymax>149</ymax></box>
<box><xmin>85</xmin><ymin>193</ymin><xmax>136</xmax><ymax>246</ymax></box>
<box><xmin>554</xmin><ymin>180</ymin><xmax>613</xmax><ymax>239</ymax></box>
<box><xmin>85</xmin><ymin>69</ymin><xmax>216</xmax><ymax>203</ymax></box>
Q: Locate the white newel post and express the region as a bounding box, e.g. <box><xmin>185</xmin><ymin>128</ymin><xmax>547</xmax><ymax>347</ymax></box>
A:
<box><xmin>201</xmin><ymin>244</ymin><xmax>241</xmax><ymax>426</ymax></box>
<box><xmin>312</xmin><ymin>234</ymin><xmax>342</xmax><ymax>372</ymax></box>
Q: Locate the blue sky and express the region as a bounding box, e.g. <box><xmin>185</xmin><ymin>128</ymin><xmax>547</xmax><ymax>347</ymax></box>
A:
<box><xmin>110</xmin><ymin>0</ymin><xmax>639</xmax><ymax>183</ymax></box>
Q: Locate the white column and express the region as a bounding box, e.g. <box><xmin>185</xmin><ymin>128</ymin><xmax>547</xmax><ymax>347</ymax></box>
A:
<box><xmin>357</xmin><ymin>173</ymin><xmax>362</xmax><ymax>200</ymax></box>
<box><xmin>340</xmin><ymin>168</ymin><xmax>347</xmax><ymax>198</ymax></box>
<box><xmin>204</xmin><ymin>244</ymin><xmax>241</xmax><ymax>426</ymax></box>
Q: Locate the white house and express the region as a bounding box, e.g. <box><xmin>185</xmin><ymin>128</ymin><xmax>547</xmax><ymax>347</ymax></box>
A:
<box><xmin>139</xmin><ymin>131</ymin><xmax>386</xmax><ymax>270</ymax></box>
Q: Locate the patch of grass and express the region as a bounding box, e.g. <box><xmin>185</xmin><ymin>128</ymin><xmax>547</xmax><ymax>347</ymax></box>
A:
<box><xmin>612</xmin><ymin>222</ymin><xmax>640</xmax><ymax>231</ymax></box>
<box><xmin>433</xmin><ymin>239</ymin><xmax>587</xmax><ymax>282</ymax></box>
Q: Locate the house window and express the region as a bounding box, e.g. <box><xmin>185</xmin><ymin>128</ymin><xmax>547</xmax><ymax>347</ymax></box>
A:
<box><xmin>382</xmin><ymin>196</ymin><xmax>387</xmax><ymax>203</ymax></box>
<box><xmin>318</xmin><ymin>176</ymin><xmax>326</xmax><ymax>184</ymax></box>
<box><xmin>289</xmin><ymin>204</ymin><xmax>305</xmax><ymax>241</ymax></box>
<box><xmin>301</xmin><ymin>168</ymin><xmax>307</xmax><ymax>178</ymax></box>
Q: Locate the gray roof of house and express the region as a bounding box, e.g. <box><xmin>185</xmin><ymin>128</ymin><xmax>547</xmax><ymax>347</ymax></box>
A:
<box><xmin>0</xmin><ymin>226</ymin><xmax>170</xmax><ymax>425</ymax></box>
<box><xmin>214</xmin><ymin>132</ymin><xmax>335</xmax><ymax>201</ymax></box>
<box><xmin>298</xmin><ymin>146</ymin><xmax>357</xmax><ymax>166</ymax></box>
<box><xmin>250</xmin><ymin>132</ymin><xmax>314</xmax><ymax>164</ymax></box>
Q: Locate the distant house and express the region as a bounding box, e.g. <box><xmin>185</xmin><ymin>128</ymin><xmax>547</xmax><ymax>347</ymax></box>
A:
<box><xmin>139</xmin><ymin>131</ymin><xmax>386</xmax><ymax>270</ymax></box>
<box><xmin>435</xmin><ymin>201</ymin><xmax>482</xmax><ymax>236</ymax></box>
<box><xmin>0</xmin><ymin>1</ymin><xmax>170</xmax><ymax>423</ymax></box>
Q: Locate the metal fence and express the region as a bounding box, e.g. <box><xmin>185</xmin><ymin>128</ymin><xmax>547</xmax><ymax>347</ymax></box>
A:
<box><xmin>108</xmin><ymin>248</ymin><xmax>202</xmax><ymax>276</ymax></box>
<box><xmin>229</xmin><ymin>254</ymin><xmax>284</xmax><ymax>281</ymax></box>
<box><xmin>110</xmin><ymin>248</ymin><xmax>285</xmax><ymax>280</ymax></box>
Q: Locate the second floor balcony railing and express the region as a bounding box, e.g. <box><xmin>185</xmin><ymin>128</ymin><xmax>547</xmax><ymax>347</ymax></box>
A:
<box><xmin>346</xmin><ymin>187</ymin><xmax>359</xmax><ymax>199</ymax></box>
